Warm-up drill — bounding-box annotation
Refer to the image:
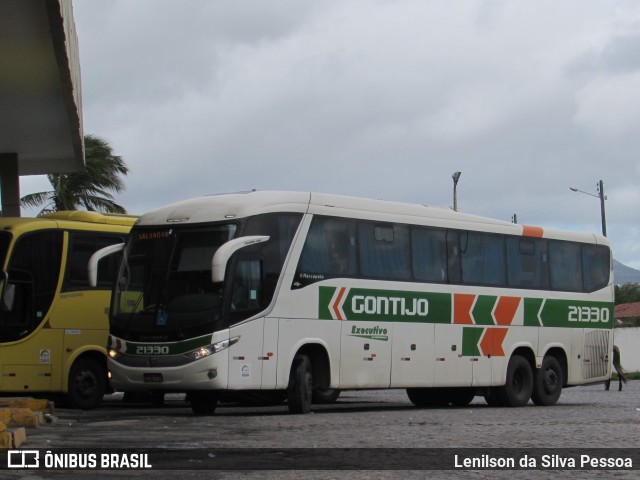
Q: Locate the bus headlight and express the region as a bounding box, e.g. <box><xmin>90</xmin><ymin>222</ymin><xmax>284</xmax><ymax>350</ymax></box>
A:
<box><xmin>184</xmin><ymin>336</ymin><xmax>240</xmax><ymax>360</ymax></box>
<box><xmin>186</xmin><ymin>346</ymin><xmax>214</xmax><ymax>360</ymax></box>
<box><xmin>108</xmin><ymin>349</ymin><xmax>123</xmax><ymax>360</ymax></box>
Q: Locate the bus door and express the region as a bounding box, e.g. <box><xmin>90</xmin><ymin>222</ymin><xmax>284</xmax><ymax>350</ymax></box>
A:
<box><xmin>226</xmin><ymin>257</ymin><xmax>265</xmax><ymax>389</ymax></box>
<box><xmin>228</xmin><ymin>319</ymin><xmax>264</xmax><ymax>389</ymax></box>
<box><xmin>0</xmin><ymin>325</ymin><xmax>58</xmax><ymax>392</ymax></box>
<box><xmin>0</xmin><ymin>230</ymin><xmax>64</xmax><ymax>392</ymax></box>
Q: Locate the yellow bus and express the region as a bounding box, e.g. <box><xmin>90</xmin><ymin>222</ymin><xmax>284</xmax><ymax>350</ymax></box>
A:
<box><xmin>0</xmin><ymin>211</ymin><xmax>136</xmax><ymax>409</ymax></box>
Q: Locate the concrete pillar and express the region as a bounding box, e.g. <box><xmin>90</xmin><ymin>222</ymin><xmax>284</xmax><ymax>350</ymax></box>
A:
<box><xmin>0</xmin><ymin>154</ymin><xmax>21</xmax><ymax>217</ymax></box>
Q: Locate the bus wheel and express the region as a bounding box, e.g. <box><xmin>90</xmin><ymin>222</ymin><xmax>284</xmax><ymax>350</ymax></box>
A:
<box><xmin>287</xmin><ymin>354</ymin><xmax>313</xmax><ymax>414</ymax></box>
<box><xmin>406</xmin><ymin>388</ymin><xmax>449</xmax><ymax>407</ymax></box>
<box><xmin>67</xmin><ymin>358</ymin><xmax>106</xmax><ymax>410</ymax></box>
<box><xmin>498</xmin><ymin>355</ymin><xmax>533</xmax><ymax>407</ymax></box>
<box><xmin>450</xmin><ymin>388</ymin><xmax>475</xmax><ymax>407</ymax></box>
<box><xmin>312</xmin><ymin>388</ymin><xmax>341</xmax><ymax>404</ymax></box>
<box><xmin>483</xmin><ymin>388</ymin><xmax>501</xmax><ymax>407</ymax></box>
<box><xmin>190</xmin><ymin>391</ymin><xmax>217</xmax><ymax>415</ymax></box>
<box><xmin>531</xmin><ymin>356</ymin><xmax>563</xmax><ymax>406</ymax></box>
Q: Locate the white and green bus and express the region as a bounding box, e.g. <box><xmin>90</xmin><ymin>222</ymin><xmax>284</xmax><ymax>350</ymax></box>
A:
<box><xmin>92</xmin><ymin>191</ymin><xmax>613</xmax><ymax>414</ymax></box>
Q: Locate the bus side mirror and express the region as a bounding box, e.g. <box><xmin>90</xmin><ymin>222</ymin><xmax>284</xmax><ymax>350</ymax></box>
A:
<box><xmin>88</xmin><ymin>243</ymin><xmax>125</xmax><ymax>287</ymax></box>
<box><xmin>211</xmin><ymin>236</ymin><xmax>269</xmax><ymax>283</ymax></box>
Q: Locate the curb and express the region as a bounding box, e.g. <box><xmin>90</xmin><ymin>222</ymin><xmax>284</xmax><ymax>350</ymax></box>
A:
<box><xmin>0</xmin><ymin>398</ymin><xmax>57</xmax><ymax>448</ymax></box>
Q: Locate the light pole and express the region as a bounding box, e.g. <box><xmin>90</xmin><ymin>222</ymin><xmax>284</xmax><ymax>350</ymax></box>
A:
<box><xmin>569</xmin><ymin>180</ymin><xmax>607</xmax><ymax>237</ymax></box>
<box><xmin>452</xmin><ymin>171</ymin><xmax>461</xmax><ymax>212</ymax></box>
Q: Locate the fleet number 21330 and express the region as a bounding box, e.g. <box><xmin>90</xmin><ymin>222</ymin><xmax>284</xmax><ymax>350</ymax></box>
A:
<box><xmin>568</xmin><ymin>306</ymin><xmax>610</xmax><ymax>323</ymax></box>
<box><xmin>136</xmin><ymin>345</ymin><xmax>169</xmax><ymax>355</ymax></box>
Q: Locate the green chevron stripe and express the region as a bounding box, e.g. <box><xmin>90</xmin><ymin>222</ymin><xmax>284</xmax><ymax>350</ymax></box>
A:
<box><xmin>462</xmin><ymin>327</ymin><xmax>483</xmax><ymax>356</ymax></box>
<box><xmin>472</xmin><ymin>295</ymin><xmax>497</xmax><ymax>325</ymax></box>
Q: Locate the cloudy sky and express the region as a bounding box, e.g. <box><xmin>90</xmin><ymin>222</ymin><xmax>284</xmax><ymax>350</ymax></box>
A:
<box><xmin>21</xmin><ymin>0</ymin><xmax>640</xmax><ymax>268</ymax></box>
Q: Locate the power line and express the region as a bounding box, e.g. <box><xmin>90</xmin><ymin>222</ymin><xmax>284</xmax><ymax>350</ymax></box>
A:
<box><xmin>517</xmin><ymin>194</ymin><xmax>583</xmax><ymax>223</ymax></box>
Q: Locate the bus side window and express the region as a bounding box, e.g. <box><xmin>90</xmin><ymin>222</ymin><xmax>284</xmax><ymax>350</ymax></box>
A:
<box><xmin>411</xmin><ymin>227</ymin><xmax>447</xmax><ymax>282</ymax></box>
<box><xmin>242</xmin><ymin>212</ymin><xmax>304</xmax><ymax>302</ymax></box>
<box><xmin>230</xmin><ymin>258</ymin><xmax>262</xmax><ymax>312</ymax></box>
<box><xmin>297</xmin><ymin>216</ymin><xmax>356</xmax><ymax>278</ymax></box>
<box><xmin>507</xmin><ymin>238</ymin><xmax>535</xmax><ymax>287</ymax></box>
<box><xmin>460</xmin><ymin>231</ymin><xmax>506</xmax><ymax>286</ymax></box>
<box><xmin>446</xmin><ymin>230</ymin><xmax>461</xmax><ymax>284</ymax></box>
<box><xmin>328</xmin><ymin>226</ymin><xmax>354</xmax><ymax>275</ymax></box>
<box><xmin>549</xmin><ymin>240</ymin><xmax>583</xmax><ymax>291</ymax></box>
<box><xmin>506</xmin><ymin>237</ymin><xmax>550</xmax><ymax>289</ymax></box>
<box><xmin>358</xmin><ymin>223</ymin><xmax>410</xmax><ymax>281</ymax></box>
<box><xmin>65</xmin><ymin>234</ymin><xmax>125</xmax><ymax>289</ymax></box>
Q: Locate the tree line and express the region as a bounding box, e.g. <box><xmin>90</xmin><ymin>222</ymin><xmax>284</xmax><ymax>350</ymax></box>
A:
<box><xmin>615</xmin><ymin>284</ymin><xmax>640</xmax><ymax>305</ymax></box>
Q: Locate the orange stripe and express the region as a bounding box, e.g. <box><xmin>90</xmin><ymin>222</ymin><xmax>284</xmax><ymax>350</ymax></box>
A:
<box><xmin>522</xmin><ymin>225</ymin><xmax>544</xmax><ymax>238</ymax></box>
<box><xmin>494</xmin><ymin>296</ymin><xmax>521</xmax><ymax>326</ymax></box>
<box><xmin>332</xmin><ymin>287</ymin><xmax>346</xmax><ymax>320</ymax></box>
<box><xmin>454</xmin><ymin>294</ymin><xmax>475</xmax><ymax>324</ymax></box>
<box><xmin>479</xmin><ymin>328</ymin><xmax>508</xmax><ymax>356</ymax></box>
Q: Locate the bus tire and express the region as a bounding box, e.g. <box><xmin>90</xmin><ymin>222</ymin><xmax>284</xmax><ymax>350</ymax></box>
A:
<box><xmin>312</xmin><ymin>388</ymin><xmax>341</xmax><ymax>404</ymax></box>
<box><xmin>190</xmin><ymin>391</ymin><xmax>217</xmax><ymax>415</ymax></box>
<box><xmin>67</xmin><ymin>357</ymin><xmax>106</xmax><ymax>410</ymax></box>
<box><xmin>497</xmin><ymin>355</ymin><xmax>533</xmax><ymax>407</ymax></box>
<box><xmin>531</xmin><ymin>356</ymin><xmax>563</xmax><ymax>406</ymax></box>
<box><xmin>483</xmin><ymin>388</ymin><xmax>501</xmax><ymax>407</ymax></box>
<box><xmin>449</xmin><ymin>388</ymin><xmax>475</xmax><ymax>407</ymax></box>
<box><xmin>406</xmin><ymin>388</ymin><xmax>449</xmax><ymax>407</ymax></box>
<box><xmin>287</xmin><ymin>354</ymin><xmax>313</xmax><ymax>414</ymax></box>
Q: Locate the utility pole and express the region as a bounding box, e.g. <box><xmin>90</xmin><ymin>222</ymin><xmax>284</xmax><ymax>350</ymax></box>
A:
<box><xmin>598</xmin><ymin>180</ymin><xmax>607</xmax><ymax>237</ymax></box>
<box><xmin>569</xmin><ymin>180</ymin><xmax>607</xmax><ymax>237</ymax></box>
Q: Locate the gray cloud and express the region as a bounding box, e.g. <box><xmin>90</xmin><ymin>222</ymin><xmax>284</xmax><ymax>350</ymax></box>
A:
<box><xmin>22</xmin><ymin>0</ymin><xmax>640</xmax><ymax>267</ymax></box>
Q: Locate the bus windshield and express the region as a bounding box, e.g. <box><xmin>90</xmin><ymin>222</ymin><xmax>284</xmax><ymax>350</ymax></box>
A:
<box><xmin>111</xmin><ymin>224</ymin><xmax>237</xmax><ymax>342</ymax></box>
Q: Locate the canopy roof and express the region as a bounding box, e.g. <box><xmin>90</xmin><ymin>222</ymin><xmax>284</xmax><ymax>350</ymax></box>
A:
<box><xmin>0</xmin><ymin>0</ymin><xmax>83</xmax><ymax>176</ymax></box>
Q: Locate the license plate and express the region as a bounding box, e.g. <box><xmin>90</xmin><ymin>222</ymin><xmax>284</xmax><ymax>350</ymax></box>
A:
<box><xmin>143</xmin><ymin>373</ymin><xmax>163</xmax><ymax>383</ymax></box>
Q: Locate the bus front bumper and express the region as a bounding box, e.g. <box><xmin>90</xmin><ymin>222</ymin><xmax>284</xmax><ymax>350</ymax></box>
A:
<box><xmin>107</xmin><ymin>356</ymin><xmax>228</xmax><ymax>392</ymax></box>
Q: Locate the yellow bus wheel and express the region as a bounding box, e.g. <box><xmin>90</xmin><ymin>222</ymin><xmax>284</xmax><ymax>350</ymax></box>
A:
<box><xmin>67</xmin><ymin>357</ymin><xmax>106</xmax><ymax>410</ymax></box>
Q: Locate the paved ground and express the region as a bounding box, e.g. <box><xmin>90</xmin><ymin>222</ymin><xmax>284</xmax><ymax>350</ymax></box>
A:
<box><xmin>3</xmin><ymin>381</ymin><xmax>640</xmax><ymax>479</ymax></box>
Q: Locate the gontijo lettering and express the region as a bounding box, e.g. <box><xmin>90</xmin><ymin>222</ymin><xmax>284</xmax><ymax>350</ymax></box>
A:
<box><xmin>352</xmin><ymin>295</ymin><xmax>428</xmax><ymax>317</ymax></box>
<box><xmin>319</xmin><ymin>286</ymin><xmax>450</xmax><ymax>322</ymax></box>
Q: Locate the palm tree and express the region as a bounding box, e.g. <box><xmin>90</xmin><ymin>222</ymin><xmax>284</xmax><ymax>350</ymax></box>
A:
<box><xmin>21</xmin><ymin>134</ymin><xmax>129</xmax><ymax>215</ymax></box>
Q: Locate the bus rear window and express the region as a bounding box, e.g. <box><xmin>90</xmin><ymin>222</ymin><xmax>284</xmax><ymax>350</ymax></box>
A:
<box><xmin>582</xmin><ymin>244</ymin><xmax>610</xmax><ymax>292</ymax></box>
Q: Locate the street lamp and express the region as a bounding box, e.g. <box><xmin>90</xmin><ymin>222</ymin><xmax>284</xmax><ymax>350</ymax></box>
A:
<box><xmin>452</xmin><ymin>171</ymin><xmax>461</xmax><ymax>212</ymax></box>
<box><xmin>569</xmin><ymin>180</ymin><xmax>607</xmax><ymax>237</ymax></box>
